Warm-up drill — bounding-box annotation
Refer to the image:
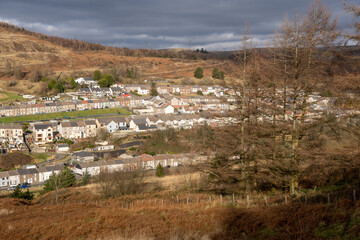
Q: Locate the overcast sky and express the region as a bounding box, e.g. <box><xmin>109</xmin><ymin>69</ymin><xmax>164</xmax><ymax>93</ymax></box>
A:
<box><xmin>0</xmin><ymin>0</ymin><xmax>358</xmax><ymax>50</ymax></box>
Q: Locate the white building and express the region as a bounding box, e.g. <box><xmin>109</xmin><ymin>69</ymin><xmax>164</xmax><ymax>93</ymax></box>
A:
<box><xmin>75</xmin><ymin>77</ymin><xmax>97</xmax><ymax>86</ymax></box>
<box><xmin>32</xmin><ymin>124</ymin><xmax>53</xmax><ymax>144</ymax></box>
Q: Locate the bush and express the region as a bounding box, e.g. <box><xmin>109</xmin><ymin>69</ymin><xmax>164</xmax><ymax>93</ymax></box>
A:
<box><xmin>48</xmin><ymin>79</ymin><xmax>57</xmax><ymax>89</ymax></box>
<box><xmin>9</xmin><ymin>186</ymin><xmax>34</xmax><ymax>201</ymax></box>
<box><xmin>97</xmin><ymin>171</ymin><xmax>146</xmax><ymax>198</ymax></box>
<box><xmin>194</xmin><ymin>67</ymin><xmax>204</xmax><ymax>79</ymax></box>
<box><xmin>212</xmin><ymin>67</ymin><xmax>225</xmax><ymax>80</ymax></box>
<box><xmin>8</xmin><ymin>80</ymin><xmax>17</xmax><ymax>87</ymax></box>
<box><xmin>181</xmin><ymin>78</ymin><xmax>195</xmax><ymax>85</ymax></box>
<box><xmin>81</xmin><ymin>171</ymin><xmax>91</xmax><ymax>186</ymax></box>
<box><xmin>156</xmin><ymin>163</ymin><xmax>165</xmax><ymax>177</ymax></box>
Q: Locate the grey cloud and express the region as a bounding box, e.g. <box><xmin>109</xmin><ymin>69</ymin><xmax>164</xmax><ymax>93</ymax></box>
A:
<box><xmin>0</xmin><ymin>0</ymin><xmax>357</xmax><ymax>50</ymax></box>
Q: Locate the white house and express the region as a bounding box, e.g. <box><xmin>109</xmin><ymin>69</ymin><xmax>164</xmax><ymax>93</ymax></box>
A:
<box><xmin>96</xmin><ymin>117</ymin><xmax>127</xmax><ymax>133</ymax></box>
<box><xmin>38</xmin><ymin>166</ymin><xmax>63</xmax><ymax>183</ymax></box>
<box><xmin>0</xmin><ymin>172</ymin><xmax>10</xmax><ymax>187</ymax></box>
<box><xmin>129</xmin><ymin>117</ymin><xmax>148</xmax><ymax>130</ymax></box>
<box><xmin>93</xmin><ymin>145</ymin><xmax>115</xmax><ymax>151</ymax></box>
<box><xmin>7</xmin><ymin>170</ymin><xmax>20</xmax><ymax>186</ymax></box>
<box><xmin>156</xmin><ymin>105</ymin><xmax>175</xmax><ymax>114</ymax></box>
<box><xmin>32</xmin><ymin>124</ymin><xmax>54</xmax><ymax>144</ymax></box>
<box><xmin>75</xmin><ymin>77</ymin><xmax>97</xmax><ymax>86</ymax></box>
<box><xmin>77</xmin><ymin>162</ymin><xmax>101</xmax><ymax>176</ymax></box>
<box><xmin>56</xmin><ymin>144</ymin><xmax>70</xmax><ymax>153</ymax></box>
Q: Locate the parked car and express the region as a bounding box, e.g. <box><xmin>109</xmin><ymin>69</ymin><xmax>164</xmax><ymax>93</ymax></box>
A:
<box><xmin>7</xmin><ymin>186</ymin><xmax>16</xmax><ymax>191</ymax></box>
<box><xmin>20</xmin><ymin>182</ymin><xmax>31</xmax><ymax>189</ymax></box>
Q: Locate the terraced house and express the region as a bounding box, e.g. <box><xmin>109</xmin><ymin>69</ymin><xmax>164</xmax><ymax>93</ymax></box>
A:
<box><xmin>57</xmin><ymin>120</ymin><xmax>98</xmax><ymax>140</ymax></box>
<box><xmin>0</xmin><ymin>123</ymin><xmax>23</xmax><ymax>139</ymax></box>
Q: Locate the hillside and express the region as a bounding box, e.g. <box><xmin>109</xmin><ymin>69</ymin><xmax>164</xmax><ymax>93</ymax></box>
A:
<box><xmin>0</xmin><ymin>23</ymin><xmax>230</xmax><ymax>96</ymax></box>
<box><xmin>1</xmin><ymin>182</ymin><xmax>359</xmax><ymax>240</ymax></box>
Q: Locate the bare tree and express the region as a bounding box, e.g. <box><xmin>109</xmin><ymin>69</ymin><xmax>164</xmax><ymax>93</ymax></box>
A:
<box><xmin>343</xmin><ymin>1</ymin><xmax>360</xmax><ymax>45</ymax></box>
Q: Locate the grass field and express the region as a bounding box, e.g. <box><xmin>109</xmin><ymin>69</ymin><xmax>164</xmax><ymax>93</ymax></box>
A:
<box><xmin>0</xmin><ymin>107</ymin><xmax>131</xmax><ymax>123</ymax></box>
<box><xmin>0</xmin><ymin>91</ymin><xmax>23</xmax><ymax>102</ymax></box>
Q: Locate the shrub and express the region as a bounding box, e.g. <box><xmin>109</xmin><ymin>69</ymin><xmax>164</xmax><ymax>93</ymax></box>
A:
<box><xmin>212</xmin><ymin>67</ymin><xmax>225</xmax><ymax>80</ymax></box>
<box><xmin>97</xmin><ymin>171</ymin><xmax>146</xmax><ymax>198</ymax></box>
<box><xmin>81</xmin><ymin>171</ymin><xmax>91</xmax><ymax>186</ymax></box>
<box><xmin>156</xmin><ymin>163</ymin><xmax>165</xmax><ymax>177</ymax></box>
<box><xmin>194</xmin><ymin>67</ymin><xmax>204</xmax><ymax>79</ymax></box>
<box><xmin>8</xmin><ymin>80</ymin><xmax>17</xmax><ymax>87</ymax></box>
<box><xmin>9</xmin><ymin>186</ymin><xmax>34</xmax><ymax>201</ymax></box>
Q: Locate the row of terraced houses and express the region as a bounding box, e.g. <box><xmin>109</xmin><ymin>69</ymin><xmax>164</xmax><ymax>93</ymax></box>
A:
<box><xmin>0</xmin><ymin>153</ymin><xmax>204</xmax><ymax>187</ymax></box>
<box><xmin>0</xmin><ymin>94</ymin><xmax>233</xmax><ymax>117</ymax></box>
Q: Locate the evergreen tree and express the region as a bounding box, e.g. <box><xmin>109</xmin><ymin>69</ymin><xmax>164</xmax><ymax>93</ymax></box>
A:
<box><xmin>156</xmin><ymin>163</ymin><xmax>165</xmax><ymax>177</ymax></box>
<box><xmin>9</xmin><ymin>185</ymin><xmax>22</xmax><ymax>198</ymax></box>
<box><xmin>150</xmin><ymin>82</ymin><xmax>159</xmax><ymax>96</ymax></box>
<box><xmin>43</xmin><ymin>166</ymin><xmax>76</xmax><ymax>193</ymax></box>
<box><xmin>81</xmin><ymin>171</ymin><xmax>91</xmax><ymax>186</ymax></box>
<box><xmin>212</xmin><ymin>67</ymin><xmax>225</xmax><ymax>80</ymax></box>
<box><xmin>70</xmin><ymin>78</ymin><xmax>78</xmax><ymax>89</ymax></box>
<box><xmin>55</xmin><ymin>82</ymin><xmax>65</xmax><ymax>93</ymax></box>
<box><xmin>194</xmin><ymin>67</ymin><xmax>204</xmax><ymax>79</ymax></box>
<box><xmin>9</xmin><ymin>186</ymin><xmax>34</xmax><ymax>201</ymax></box>
<box><xmin>93</xmin><ymin>70</ymin><xmax>101</xmax><ymax>80</ymax></box>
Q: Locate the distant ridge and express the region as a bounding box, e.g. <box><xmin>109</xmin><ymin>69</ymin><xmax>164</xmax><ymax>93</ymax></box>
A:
<box><xmin>0</xmin><ymin>22</ymin><xmax>227</xmax><ymax>59</ymax></box>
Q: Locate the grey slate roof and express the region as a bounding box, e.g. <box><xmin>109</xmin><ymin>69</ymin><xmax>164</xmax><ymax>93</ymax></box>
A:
<box><xmin>72</xmin><ymin>151</ymin><xmax>94</xmax><ymax>158</ymax></box>
<box><xmin>7</xmin><ymin>170</ymin><xmax>19</xmax><ymax>176</ymax></box>
<box><xmin>17</xmin><ymin>169</ymin><xmax>30</xmax><ymax>175</ymax></box>
<box><xmin>34</xmin><ymin>124</ymin><xmax>51</xmax><ymax>130</ymax></box>
<box><xmin>0</xmin><ymin>171</ymin><xmax>9</xmax><ymax>178</ymax></box>
<box><xmin>27</xmin><ymin>168</ymin><xmax>39</xmax><ymax>174</ymax></box>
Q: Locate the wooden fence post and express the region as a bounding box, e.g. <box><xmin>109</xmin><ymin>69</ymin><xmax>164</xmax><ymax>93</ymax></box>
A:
<box><xmin>176</xmin><ymin>195</ymin><xmax>179</xmax><ymax>203</ymax></box>
<box><xmin>220</xmin><ymin>195</ymin><xmax>223</xmax><ymax>206</ymax></box>
<box><xmin>353</xmin><ymin>190</ymin><xmax>357</xmax><ymax>203</ymax></box>
<box><xmin>264</xmin><ymin>196</ymin><xmax>268</xmax><ymax>206</ymax></box>
<box><xmin>285</xmin><ymin>196</ymin><xmax>288</xmax><ymax>204</ymax></box>
<box><xmin>187</xmin><ymin>197</ymin><xmax>189</xmax><ymax>204</ymax></box>
<box><xmin>162</xmin><ymin>199</ymin><xmax>164</xmax><ymax>206</ymax></box>
<box><xmin>246</xmin><ymin>195</ymin><xmax>250</xmax><ymax>207</ymax></box>
<box><xmin>232</xmin><ymin>193</ymin><xmax>235</xmax><ymax>205</ymax></box>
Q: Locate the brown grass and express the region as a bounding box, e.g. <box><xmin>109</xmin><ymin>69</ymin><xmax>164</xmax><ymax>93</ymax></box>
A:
<box><xmin>1</xmin><ymin>188</ymin><xmax>359</xmax><ymax>240</ymax></box>
<box><xmin>0</xmin><ymin>152</ymin><xmax>33</xmax><ymax>170</ymax></box>
<box><xmin>0</xmin><ymin>26</ymin><xmax>229</xmax><ymax>96</ymax></box>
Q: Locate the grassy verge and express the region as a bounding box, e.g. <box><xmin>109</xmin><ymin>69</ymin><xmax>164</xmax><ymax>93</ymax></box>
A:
<box><xmin>0</xmin><ymin>107</ymin><xmax>131</xmax><ymax>123</ymax></box>
<box><xmin>28</xmin><ymin>153</ymin><xmax>55</xmax><ymax>164</ymax></box>
<box><xmin>0</xmin><ymin>91</ymin><xmax>23</xmax><ymax>102</ymax></box>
